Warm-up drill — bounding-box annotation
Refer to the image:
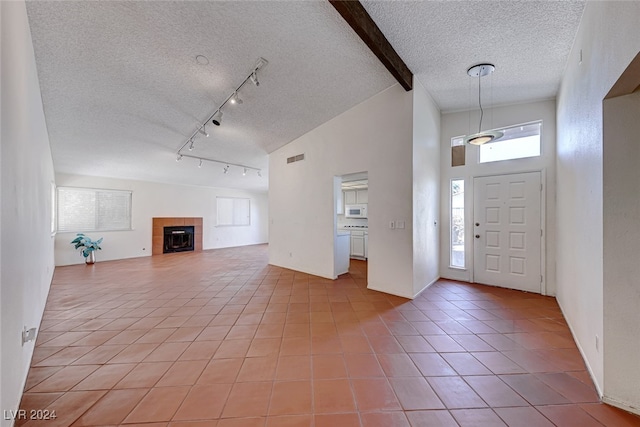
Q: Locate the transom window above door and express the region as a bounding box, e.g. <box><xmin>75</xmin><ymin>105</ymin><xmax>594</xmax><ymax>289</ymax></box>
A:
<box><xmin>479</xmin><ymin>121</ymin><xmax>542</xmax><ymax>163</ymax></box>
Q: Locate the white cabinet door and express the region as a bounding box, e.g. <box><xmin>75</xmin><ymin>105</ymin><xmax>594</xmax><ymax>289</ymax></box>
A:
<box><xmin>351</xmin><ymin>234</ymin><xmax>365</xmax><ymax>257</ymax></box>
<box><xmin>356</xmin><ymin>189</ymin><xmax>368</xmax><ymax>204</ymax></box>
<box><xmin>344</xmin><ymin>190</ymin><xmax>357</xmax><ymax>205</ymax></box>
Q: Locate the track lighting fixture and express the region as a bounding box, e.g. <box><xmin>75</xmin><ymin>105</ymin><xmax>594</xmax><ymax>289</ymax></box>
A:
<box><xmin>175</xmin><ymin>57</ymin><xmax>268</xmax><ymax>159</ymax></box>
<box><xmin>250</xmin><ymin>72</ymin><xmax>259</xmax><ymax>87</ymax></box>
<box><xmin>211</xmin><ymin>110</ymin><xmax>223</xmax><ymax>126</ymax></box>
<box><xmin>230</xmin><ymin>92</ymin><xmax>243</xmax><ymax>105</ymax></box>
<box><xmin>176</xmin><ymin>154</ymin><xmax>262</xmax><ymax>177</ymax></box>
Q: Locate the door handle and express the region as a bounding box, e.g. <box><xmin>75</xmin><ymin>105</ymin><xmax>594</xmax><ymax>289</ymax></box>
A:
<box><xmin>475</xmin><ymin>234</ymin><xmax>480</xmax><ymax>239</ymax></box>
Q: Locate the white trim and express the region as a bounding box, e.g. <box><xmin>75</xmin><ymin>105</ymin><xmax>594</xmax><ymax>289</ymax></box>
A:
<box><xmin>601</xmin><ymin>396</ymin><xmax>640</xmax><ymax>416</ymax></box>
<box><xmin>556</xmin><ymin>297</ymin><xmax>604</xmax><ymax>399</ymax></box>
<box><xmin>367</xmin><ymin>275</ymin><xmax>440</xmax><ymax>300</ymax></box>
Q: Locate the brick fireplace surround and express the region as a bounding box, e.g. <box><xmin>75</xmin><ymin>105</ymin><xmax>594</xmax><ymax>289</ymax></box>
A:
<box><xmin>152</xmin><ymin>217</ymin><xmax>203</xmax><ymax>255</ymax></box>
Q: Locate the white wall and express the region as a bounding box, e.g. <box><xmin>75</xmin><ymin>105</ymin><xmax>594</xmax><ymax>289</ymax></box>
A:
<box><xmin>269</xmin><ymin>83</ymin><xmax>440</xmax><ymax>298</ymax></box>
<box><xmin>556</xmin><ymin>1</ymin><xmax>640</xmax><ymax>404</ymax></box>
<box><xmin>603</xmin><ymin>91</ymin><xmax>640</xmax><ymax>413</ymax></box>
<box><xmin>1</xmin><ymin>1</ymin><xmax>56</xmax><ymax>424</ymax></box>
<box><xmin>412</xmin><ymin>78</ymin><xmax>441</xmax><ymax>296</ymax></box>
<box><xmin>439</xmin><ymin>100</ymin><xmax>557</xmax><ymax>295</ymax></box>
<box><xmin>55</xmin><ymin>174</ymin><xmax>268</xmax><ymax>266</ymax></box>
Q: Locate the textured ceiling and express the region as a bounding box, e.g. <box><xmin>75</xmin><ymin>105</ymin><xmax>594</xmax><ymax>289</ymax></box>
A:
<box><xmin>362</xmin><ymin>0</ymin><xmax>585</xmax><ymax>112</ymax></box>
<box><xmin>26</xmin><ymin>1</ymin><xmax>585</xmax><ymax>192</ymax></box>
<box><xmin>25</xmin><ymin>1</ymin><xmax>394</xmax><ymax>191</ymax></box>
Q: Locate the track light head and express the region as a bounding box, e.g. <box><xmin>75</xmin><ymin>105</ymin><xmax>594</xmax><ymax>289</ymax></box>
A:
<box><xmin>199</xmin><ymin>126</ymin><xmax>209</xmax><ymax>138</ymax></box>
<box><xmin>243</xmin><ymin>168</ymin><xmax>247</xmax><ymax>176</ymax></box>
<box><xmin>257</xmin><ymin>170</ymin><xmax>262</xmax><ymax>177</ymax></box>
<box><xmin>188</xmin><ymin>139</ymin><xmax>195</xmax><ymax>151</ymax></box>
<box><xmin>250</xmin><ymin>72</ymin><xmax>259</xmax><ymax>87</ymax></box>
<box><xmin>198</xmin><ymin>159</ymin><xmax>203</xmax><ymax>168</ymax></box>
<box><xmin>176</xmin><ymin>154</ymin><xmax>183</xmax><ymax>162</ymax></box>
<box><xmin>230</xmin><ymin>92</ymin><xmax>243</xmax><ymax>105</ymax></box>
<box><xmin>212</xmin><ymin>110</ymin><xmax>223</xmax><ymax>126</ymax></box>
<box><xmin>223</xmin><ymin>165</ymin><xmax>229</xmax><ymax>174</ymax></box>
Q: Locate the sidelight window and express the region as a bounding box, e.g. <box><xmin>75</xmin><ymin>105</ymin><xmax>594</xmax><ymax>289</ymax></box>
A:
<box><xmin>450</xmin><ymin>179</ymin><xmax>465</xmax><ymax>269</ymax></box>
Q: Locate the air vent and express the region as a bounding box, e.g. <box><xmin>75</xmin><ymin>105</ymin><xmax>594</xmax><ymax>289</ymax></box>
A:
<box><xmin>287</xmin><ymin>154</ymin><xmax>305</xmax><ymax>164</ymax></box>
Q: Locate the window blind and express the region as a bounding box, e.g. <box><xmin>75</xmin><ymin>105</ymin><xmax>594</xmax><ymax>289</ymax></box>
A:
<box><xmin>57</xmin><ymin>187</ymin><xmax>132</xmax><ymax>232</ymax></box>
<box><xmin>216</xmin><ymin>197</ymin><xmax>250</xmax><ymax>226</ymax></box>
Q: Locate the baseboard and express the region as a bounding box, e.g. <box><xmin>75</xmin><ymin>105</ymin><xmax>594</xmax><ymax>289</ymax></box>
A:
<box><xmin>555</xmin><ymin>298</ymin><xmax>604</xmax><ymax>398</ymax></box>
<box><xmin>266</xmin><ymin>262</ymin><xmax>334</xmax><ymax>281</ymax></box>
<box><xmin>602</xmin><ymin>396</ymin><xmax>640</xmax><ymax>416</ymax></box>
<box><xmin>411</xmin><ymin>276</ymin><xmax>440</xmax><ymax>299</ymax></box>
<box><xmin>366</xmin><ymin>284</ymin><xmax>415</xmax><ymax>300</ymax></box>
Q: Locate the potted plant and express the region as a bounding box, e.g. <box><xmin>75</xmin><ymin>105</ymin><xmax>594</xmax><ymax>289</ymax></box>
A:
<box><xmin>70</xmin><ymin>233</ymin><xmax>103</xmax><ymax>264</ymax></box>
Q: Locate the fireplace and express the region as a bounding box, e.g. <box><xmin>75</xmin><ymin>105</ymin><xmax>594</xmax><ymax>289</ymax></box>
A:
<box><xmin>163</xmin><ymin>226</ymin><xmax>195</xmax><ymax>253</ymax></box>
<box><xmin>152</xmin><ymin>217</ymin><xmax>202</xmax><ymax>255</ymax></box>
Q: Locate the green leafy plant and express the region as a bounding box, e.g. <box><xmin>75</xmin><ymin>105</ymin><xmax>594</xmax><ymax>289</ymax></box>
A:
<box><xmin>70</xmin><ymin>233</ymin><xmax>103</xmax><ymax>258</ymax></box>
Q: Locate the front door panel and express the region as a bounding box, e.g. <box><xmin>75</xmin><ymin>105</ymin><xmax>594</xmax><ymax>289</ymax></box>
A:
<box><xmin>473</xmin><ymin>172</ymin><xmax>542</xmax><ymax>293</ymax></box>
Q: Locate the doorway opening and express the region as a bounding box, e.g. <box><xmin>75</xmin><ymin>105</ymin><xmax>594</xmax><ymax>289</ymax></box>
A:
<box><xmin>334</xmin><ymin>172</ymin><xmax>368</xmax><ymax>279</ymax></box>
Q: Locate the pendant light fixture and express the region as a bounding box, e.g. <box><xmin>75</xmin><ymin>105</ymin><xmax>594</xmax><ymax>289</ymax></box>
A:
<box><xmin>464</xmin><ymin>63</ymin><xmax>503</xmax><ymax>145</ymax></box>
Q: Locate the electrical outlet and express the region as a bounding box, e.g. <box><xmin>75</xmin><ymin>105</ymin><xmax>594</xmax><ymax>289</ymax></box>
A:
<box><xmin>389</xmin><ymin>221</ymin><xmax>395</xmax><ymax>229</ymax></box>
<box><xmin>396</xmin><ymin>221</ymin><xmax>405</xmax><ymax>229</ymax></box>
<box><xmin>22</xmin><ymin>327</ymin><xmax>37</xmax><ymax>346</ymax></box>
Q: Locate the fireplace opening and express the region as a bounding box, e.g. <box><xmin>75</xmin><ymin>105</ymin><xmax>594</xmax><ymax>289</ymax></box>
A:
<box><xmin>163</xmin><ymin>226</ymin><xmax>195</xmax><ymax>253</ymax></box>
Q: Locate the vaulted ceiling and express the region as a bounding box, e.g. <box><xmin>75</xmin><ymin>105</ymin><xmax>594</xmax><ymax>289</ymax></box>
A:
<box><xmin>26</xmin><ymin>1</ymin><xmax>585</xmax><ymax>192</ymax></box>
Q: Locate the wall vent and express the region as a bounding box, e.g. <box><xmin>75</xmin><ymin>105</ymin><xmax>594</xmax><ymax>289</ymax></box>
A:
<box><xmin>287</xmin><ymin>154</ymin><xmax>305</xmax><ymax>164</ymax></box>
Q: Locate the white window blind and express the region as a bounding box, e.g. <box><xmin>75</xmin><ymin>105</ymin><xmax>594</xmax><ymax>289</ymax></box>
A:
<box><xmin>57</xmin><ymin>187</ymin><xmax>132</xmax><ymax>232</ymax></box>
<box><xmin>216</xmin><ymin>197</ymin><xmax>250</xmax><ymax>226</ymax></box>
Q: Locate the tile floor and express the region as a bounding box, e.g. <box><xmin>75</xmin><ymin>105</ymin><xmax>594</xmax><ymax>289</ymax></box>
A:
<box><xmin>17</xmin><ymin>244</ymin><xmax>640</xmax><ymax>426</ymax></box>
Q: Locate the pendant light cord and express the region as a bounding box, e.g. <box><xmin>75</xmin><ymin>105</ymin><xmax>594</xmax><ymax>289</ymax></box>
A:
<box><xmin>478</xmin><ymin>74</ymin><xmax>483</xmax><ymax>133</ymax></box>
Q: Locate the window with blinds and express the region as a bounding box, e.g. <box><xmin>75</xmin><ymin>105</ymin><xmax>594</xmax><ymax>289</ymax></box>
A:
<box><xmin>57</xmin><ymin>187</ymin><xmax>132</xmax><ymax>232</ymax></box>
<box><xmin>216</xmin><ymin>197</ymin><xmax>250</xmax><ymax>226</ymax></box>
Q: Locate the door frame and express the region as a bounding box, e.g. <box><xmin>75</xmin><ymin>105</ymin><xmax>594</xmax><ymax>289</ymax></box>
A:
<box><xmin>469</xmin><ymin>169</ymin><xmax>547</xmax><ymax>295</ymax></box>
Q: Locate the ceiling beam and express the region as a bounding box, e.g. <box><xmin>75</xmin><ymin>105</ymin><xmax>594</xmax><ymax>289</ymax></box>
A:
<box><xmin>329</xmin><ymin>0</ymin><xmax>413</xmax><ymax>91</ymax></box>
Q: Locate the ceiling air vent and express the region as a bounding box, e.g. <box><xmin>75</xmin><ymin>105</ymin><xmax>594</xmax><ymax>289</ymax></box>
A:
<box><xmin>286</xmin><ymin>153</ymin><xmax>305</xmax><ymax>164</ymax></box>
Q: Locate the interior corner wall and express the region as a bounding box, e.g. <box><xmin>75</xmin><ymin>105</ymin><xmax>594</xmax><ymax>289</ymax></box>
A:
<box><xmin>412</xmin><ymin>78</ymin><xmax>441</xmax><ymax>297</ymax></box>
<box><xmin>54</xmin><ymin>174</ymin><xmax>269</xmax><ymax>266</ymax></box>
<box><xmin>1</xmin><ymin>1</ymin><xmax>56</xmax><ymax>424</ymax></box>
<box><xmin>439</xmin><ymin>100</ymin><xmax>557</xmax><ymax>295</ymax></box>
<box><xmin>556</xmin><ymin>1</ymin><xmax>640</xmax><ymax>403</ymax></box>
<box><xmin>603</xmin><ymin>91</ymin><xmax>640</xmax><ymax>414</ymax></box>
<box><xmin>269</xmin><ymin>84</ymin><xmax>416</xmax><ymax>298</ymax></box>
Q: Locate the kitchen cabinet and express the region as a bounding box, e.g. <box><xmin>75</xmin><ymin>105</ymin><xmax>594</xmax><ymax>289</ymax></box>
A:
<box><xmin>343</xmin><ymin>189</ymin><xmax>368</xmax><ymax>209</ymax></box>
<box><xmin>350</xmin><ymin>230</ymin><xmax>366</xmax><ymax>259</ymax></box>
<box><xmin>335</xmin><ymin>232</ymin><xmax>350</xmax><ymax>277</ymax></box>
<box><xmin>344</xmin><ymin>190</ymin><xmax>357</xmax><ymax>205</ymax></box>
<box><xmin>356</xmin><ymin>189</ymin><xmax>368</xmax><ymax>204</ymax></box>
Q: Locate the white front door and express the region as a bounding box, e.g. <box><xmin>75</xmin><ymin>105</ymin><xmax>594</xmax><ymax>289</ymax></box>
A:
<box><xmin>473</xmin><ymin>172</ymin><xmax>542</xmax><ymax>293</ymax></box>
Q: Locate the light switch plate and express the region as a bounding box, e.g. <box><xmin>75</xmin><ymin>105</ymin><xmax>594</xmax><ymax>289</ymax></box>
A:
<box><xmin>396</xmin><ymin>221</ymin><xmax>405</xmax><ymax>229</ymax></box>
